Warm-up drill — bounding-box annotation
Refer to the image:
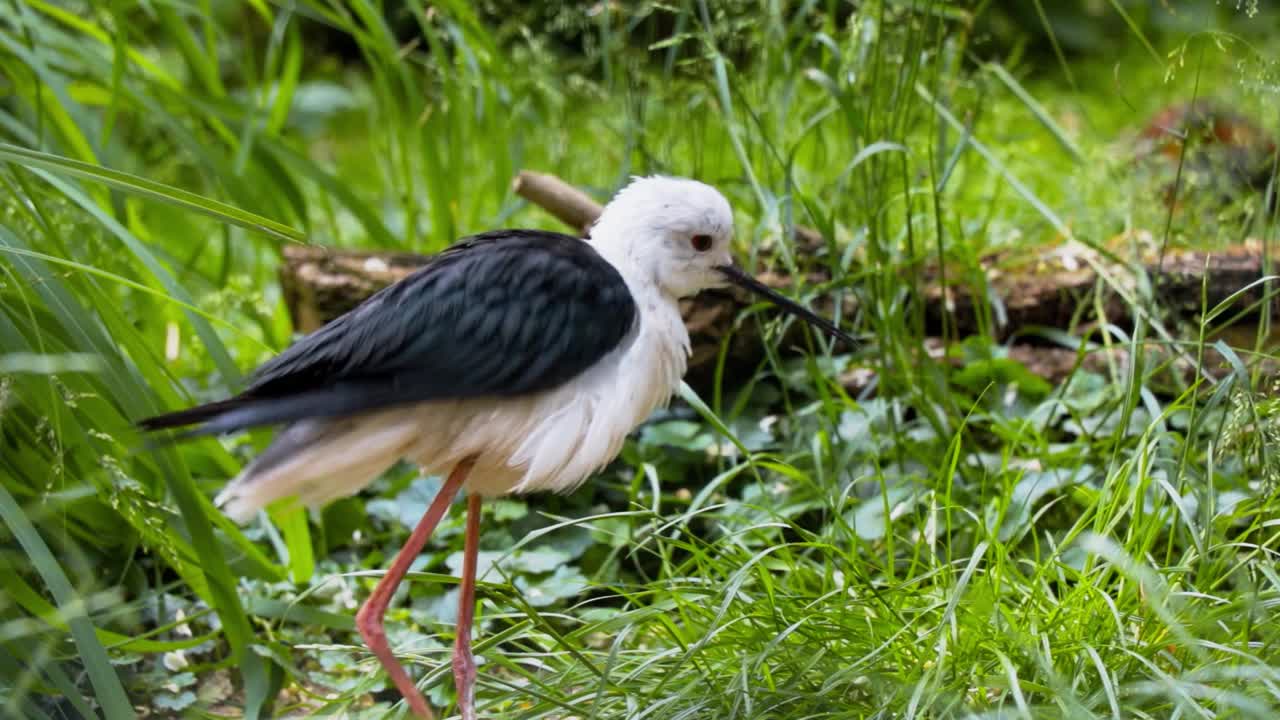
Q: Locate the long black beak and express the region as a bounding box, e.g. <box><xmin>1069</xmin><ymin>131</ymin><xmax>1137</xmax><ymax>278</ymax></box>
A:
<box><xmin>716</xmin><ymin>264</ymin><xmax>858</xmax><ymax>349</ymax></box>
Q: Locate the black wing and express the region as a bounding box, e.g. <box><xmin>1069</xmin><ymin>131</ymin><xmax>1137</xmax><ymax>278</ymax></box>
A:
<box><xmin>139</xmin><ymin>230</ymin><xmax>638</xmax><ymax>437</ymax></box>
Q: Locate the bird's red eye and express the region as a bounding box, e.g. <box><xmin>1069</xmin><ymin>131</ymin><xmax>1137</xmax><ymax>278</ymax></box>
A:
<box><xmin>691</xmin><ymin>234</ymin><xmax>713</xmax><ymax>252</ymax></box>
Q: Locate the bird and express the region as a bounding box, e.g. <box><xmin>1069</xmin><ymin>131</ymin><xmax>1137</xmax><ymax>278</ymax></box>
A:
<box><xmin>139</xmin><ymin>175</ymin><xmax>857</xmax><ymax>720</ymax></box>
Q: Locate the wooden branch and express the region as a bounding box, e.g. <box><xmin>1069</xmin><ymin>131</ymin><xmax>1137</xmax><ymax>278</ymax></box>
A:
<box><xmin>512</xmin><ymin>170</ymin><xmax>602</xmax><ymax>235</ymax></box>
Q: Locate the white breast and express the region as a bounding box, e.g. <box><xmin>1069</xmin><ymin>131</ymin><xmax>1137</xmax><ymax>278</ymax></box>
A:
<box><xmin>402</xmin><ymin>286</ymin><xmax>690</xmax><ymax>497</ymax></box>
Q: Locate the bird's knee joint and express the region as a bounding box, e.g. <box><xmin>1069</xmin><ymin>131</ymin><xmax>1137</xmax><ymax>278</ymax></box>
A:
<box><xmin>355</xmin><ymin>609</ymin><xmax>386</xmax><ymax>642</ymax></box>
<box><xmin>357</xmin><ymin>624</ymin><xmax>385</xmax><ymax>647</ymax></box>
<box><xmin>452</xmin><ymin>652</ymin><xmax>475</xmax><ymax>675</ymax></box>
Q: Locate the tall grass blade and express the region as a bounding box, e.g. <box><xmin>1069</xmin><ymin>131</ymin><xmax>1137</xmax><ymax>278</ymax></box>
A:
<box><xmin>0</xmin><ymin>144</ymin><xmax>303</xmax><ymax>243</ymax></box>
<box><xmin>0</xmin><ymin>484</ymin><xmax>137</xmax><ymax>720</ymax></box>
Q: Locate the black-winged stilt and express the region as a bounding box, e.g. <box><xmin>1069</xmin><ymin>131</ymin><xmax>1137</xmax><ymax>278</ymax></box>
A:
<box><xmin>140</xmin><ymin>175</ymin><xmax>855</xmax><ymax>719</ymax></box>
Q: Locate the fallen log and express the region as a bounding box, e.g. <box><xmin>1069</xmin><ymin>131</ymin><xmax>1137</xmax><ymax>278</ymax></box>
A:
<box><xmin>924</xmin><ymin>238</ymin><xmax>1278</xmax><ymax>339</ymax></box>
<box><xmin>278</xmin><ymin>170</ymin><xmax>1278</xmax><ymax>395</ymax></box>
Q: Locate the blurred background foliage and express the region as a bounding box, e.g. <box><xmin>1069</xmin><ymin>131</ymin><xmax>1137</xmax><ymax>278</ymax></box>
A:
<box><xmin>2</xmin><ymin>1</ymin><xmax>1279</xmax><ymax>718</ymax></box>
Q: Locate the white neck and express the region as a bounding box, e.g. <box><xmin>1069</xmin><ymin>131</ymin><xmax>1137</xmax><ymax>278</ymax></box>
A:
<box><xmin>590</xmin><ymin>227</ymin><xmax>690</xmax><ymax>393</ymax></box>
<box><xmin>591</xmin><ymin>224</ymin><xmax>659</xmax><ymax>292</ymax></box>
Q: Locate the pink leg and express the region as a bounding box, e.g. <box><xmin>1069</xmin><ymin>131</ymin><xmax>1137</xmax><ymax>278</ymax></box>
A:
<box><xmin>453</xmin><ymin>493</ymin><xmax>483</xmax><ymax>720</ymax></box>
<box><xmin>356</xmin><ymin>459</ymin><xmax>474</xmax><ymax>719</ymax></box>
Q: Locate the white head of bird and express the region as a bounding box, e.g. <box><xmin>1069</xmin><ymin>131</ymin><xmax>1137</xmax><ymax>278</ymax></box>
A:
<box><xmin>588</xmin><ymin>175</ymin><xmax>737</xmax><ymax>299</ymax></box>
<box><xmin>590</xmin><ymin>175</ymin><xmax>854</xmax><ymax>345</ymax></box>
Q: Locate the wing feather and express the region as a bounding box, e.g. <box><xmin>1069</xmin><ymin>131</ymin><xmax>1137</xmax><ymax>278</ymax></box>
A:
<box><xmin>139</xmin><ymin>230</ymin><xmax>638</xmax><ymax>437</ymax></box>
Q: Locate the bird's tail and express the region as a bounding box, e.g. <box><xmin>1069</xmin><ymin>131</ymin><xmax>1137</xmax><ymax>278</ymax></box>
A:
<box><xmin>215</xmin><ymin>413</ymin><xmax>420</xmax><ymax>523</ymax></box>
<box><xmin>135</xmin><ymin>396</ymin><xmax>258</xmax><ymax>447</ymax></box>
<box><xmin>137</xmin><ymin>397</ymin><xmax>248</xmax><ymax>432</ymax></box>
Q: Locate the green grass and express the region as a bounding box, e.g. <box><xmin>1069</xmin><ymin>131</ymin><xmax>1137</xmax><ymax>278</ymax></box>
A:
<box><xmin>2</xmin><ymin>1</ymin><xmax>1279</xmax><ymax>718</ymax></box>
